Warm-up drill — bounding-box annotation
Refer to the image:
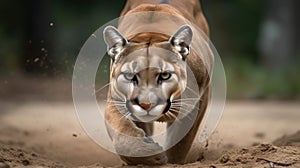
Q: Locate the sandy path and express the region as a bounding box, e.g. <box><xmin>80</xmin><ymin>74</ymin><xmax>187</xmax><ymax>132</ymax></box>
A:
<box><xmin>0</xmin><ymin>101</ymin><xmax>120</xmax><ymax>167</ymax></box>
<box><xmin>0</xmin><ymin>100</ymin><xmax>299</xmax><ymax>167</ymax></box>
<box><xmin>214</xmin><ymin>101</ymin><xmax>300</xmax><ymax>146</ymax></box>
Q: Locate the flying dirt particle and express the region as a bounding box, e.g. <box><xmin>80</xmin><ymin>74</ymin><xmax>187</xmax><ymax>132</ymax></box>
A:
<box><xmin>23</xmin><ymin>131</ymin><xmax>29</xmax><ymax>136</ymax></box>
<box><xmin>49</xmin><ymin>22</ymin><xmax>54</xmax><ymax>27</ymax></box>
<box><xmin>22</xmin><ymin>160</ymin><xmax>30</xmax><ymax>166</ymax></box>
<box><xmin>219</xmin><ymin>154</ymin><xmax>230</xmax><ymax>163</ymax></box>
<box><xmin>254</xmin><ymin>132</ymin><xmax>265</xmax><ymax>139</ymax></box>
<box><xmin>205</xmin><ymin>140</ymin><xmax>209</xmax><ymax>148</ymax></box>
<box><xmin>34</xmin><ymin>58</ymin><xmax>39</xmax><ymax>62</ymax></box>
<box><xmin>72</xmin><ymin>133</ymin><xmax>77</xmax><ymax>137</ymax></box>
<box><xmin>0</xmin><ymin>162</ymin><xmax>10</xmax><ymax>168</ymax></box>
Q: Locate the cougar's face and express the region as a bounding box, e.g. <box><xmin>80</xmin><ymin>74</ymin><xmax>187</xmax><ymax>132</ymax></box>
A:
<box><xmin>112</xmin><ymin>47</ymin><xmax>187</xmax><ymax>122</ymax></box>
<box><xmin>103</xmin><ymin>25</ymin><xmax>193</xmax><ymax>122</ymax></box>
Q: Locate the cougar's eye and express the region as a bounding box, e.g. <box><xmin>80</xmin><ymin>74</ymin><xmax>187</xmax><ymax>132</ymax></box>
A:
<box><xmin>159</xmin><ymin>72</ymin><xmax>172</xmax><ymax>80</ymax></box>
<box><xmin>124</xmin><ymin>73</ymin><xmax>135</xmax><ymax>81</ymax></box>
<box><xmin>124</xmin><ymin>73</ymin><xmax>138</xmax><ymax>84</ymax></box>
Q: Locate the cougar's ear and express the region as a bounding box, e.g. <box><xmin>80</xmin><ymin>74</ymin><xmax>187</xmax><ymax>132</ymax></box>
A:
<box><xmin>103</xmin><ymin>26</ymin><xmax>128</xmax><ymax>62</ymax></box>
<box><xmin>169</xmin><ymin>25</ymin><xmax>193</xmax><ymax>60</ymax></box>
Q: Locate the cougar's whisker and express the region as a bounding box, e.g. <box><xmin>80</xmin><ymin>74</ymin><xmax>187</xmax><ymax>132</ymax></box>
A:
<box><xmin>169</xmin><ymin>108</ymin><xmax>193</xmax><ymax>121</ymax></box>
<box><xmin>167</xmin><ymin>111</ymin><xmax>182</xmax><ymax>124</ymax></box>
<box><xmin>185</xmin><ymin>86</ymin><xmax>200</xmax><ymax>97</ymax></box>
<box><xmin>119</xmin><ymin>112</ymin><xmax>128</xmax><ymax>120</ymax></box>
<box><xmin>171</xmin><ymin>103</ymin><xmax>195</xmax><ymax>107</ymax></box>
<box><xmin>115</xmin><ymin>106</ymin><xmax>127</xmax><ymax>111</ymax></box>
<box><xmin>172</xmin><ymin>98</ymin><xmax>201</xmax><ymax>102</ymax></box>
<box><xmin>106</xmin><ymin>99</ymin><xmax>125</xmax><ymax>102</ymax></box>
<box><xmin>172</xmin><ymin>106</ymin><xmax>196</xmax><ymax>114</ymax></box>
<box><xmin>106</xmin><ymin>99</ymin><xmax>126</xmax><ymax>103</ymax></box>
<box><xmin>119</xmin><ymin>112</ymin><xmax>131</xmax><ymax>121</ymax></box>
<box><xmin>94</xmin><ymin>82</ymin><xmax>111</xmax><ymax>95</ymax></box>
<box><xmin>112</xmin><ymin>103</ymin><xmax>127</xmax><ymax>106</ymax></box>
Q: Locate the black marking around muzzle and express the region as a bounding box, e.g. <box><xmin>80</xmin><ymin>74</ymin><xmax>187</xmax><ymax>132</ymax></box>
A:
<box><xmin>163</xmin><ymin>99</ymin><xmax>171</xmax><ymax>113</ymax></box>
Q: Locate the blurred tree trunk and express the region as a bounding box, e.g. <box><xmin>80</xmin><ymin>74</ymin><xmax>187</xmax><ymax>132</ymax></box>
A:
<box><xmin>258</xmin><ymin>0</ymin><xmax>297</xmax><ymax>69</ymax></box>
<box><xmin>23</xmin><ymin>0</ymin><xmax>54</xmax><ymax>75</ymax></box>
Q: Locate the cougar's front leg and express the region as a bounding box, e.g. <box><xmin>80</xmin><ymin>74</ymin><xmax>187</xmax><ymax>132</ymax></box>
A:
<box><xmin>105</xmin><ymin>104</ymin><xmax>167</xmax><ymax>165</ymax></box>
<box><xmin>166</xmin><ymin>91</ymin><xmax>209</xmax><ymax>164</ymax></box>
<box><xmin>135</xmin><ymin>122</ymin><xmax>154</xmax><ymax>136</ymax></box>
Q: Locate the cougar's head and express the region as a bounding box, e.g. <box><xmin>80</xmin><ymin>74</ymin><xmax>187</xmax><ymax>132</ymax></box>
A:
<box><xmin>103</xmin><ymin>25</ymin><xmax>193</xmax><ymax>122</ymax></box>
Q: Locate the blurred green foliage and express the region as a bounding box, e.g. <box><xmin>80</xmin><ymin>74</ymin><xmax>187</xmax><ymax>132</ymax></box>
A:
<box><xmin>0</xmin><ymin>0</ymin><xmax>299</xmax><ymax>99</ymax></box>
<box><xmin>224</xmin><ymin>55</ymin><xmax>300</xmax><ymax>99</ymax></box>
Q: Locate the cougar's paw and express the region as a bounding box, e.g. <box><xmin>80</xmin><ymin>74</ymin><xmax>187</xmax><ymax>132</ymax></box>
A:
<box><xmin>113</xmin><ymin>136</ymin><xmax>163</xmax><ymax>156</ymax></box>
<box><xmin>121</xmin><ymin>151</ymin><xmax>168</xmax><ymax>165</ymax></box>
<box><xmin>144</xmin><ymin>151</ymin><xmax>168</xmax><ymax>165</ymax></box>
<box><xmin>113</xmin><ymin>135</ymin><xmax>167</xmax><ymax>165</ymax></box>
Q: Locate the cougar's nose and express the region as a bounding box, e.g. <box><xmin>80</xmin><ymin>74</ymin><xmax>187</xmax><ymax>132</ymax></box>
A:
<box><xmin>139</xmin><ymin>102</ymin><xmax>152</xmax><ymax>111</ymax></box>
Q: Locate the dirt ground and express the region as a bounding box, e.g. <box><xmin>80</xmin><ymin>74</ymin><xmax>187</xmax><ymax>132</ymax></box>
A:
<box><xmin>0</xmin><ymin>76</ymin><xmax>299</xmax><ymax>168</ymax></box>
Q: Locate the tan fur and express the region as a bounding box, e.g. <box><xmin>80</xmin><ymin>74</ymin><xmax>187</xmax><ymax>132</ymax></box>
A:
<box><xmin>104</xmin><ymin>0</ymin><xmax>211</xmax><ymax>165</ymax></box>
